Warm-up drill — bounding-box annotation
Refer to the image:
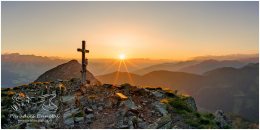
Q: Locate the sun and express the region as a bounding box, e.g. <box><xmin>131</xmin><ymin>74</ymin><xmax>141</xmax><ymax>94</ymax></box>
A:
<box><xmin>119</xmin><ymin>54</ymin><xmax>126</xmax><ymax>60</ymax></box>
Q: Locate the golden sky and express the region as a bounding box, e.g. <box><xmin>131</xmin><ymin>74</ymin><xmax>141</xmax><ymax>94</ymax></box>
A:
<box><xmin>2</xmin><ymin>2</ymin><xmax>259</xmax><ymax>60</ymax></box>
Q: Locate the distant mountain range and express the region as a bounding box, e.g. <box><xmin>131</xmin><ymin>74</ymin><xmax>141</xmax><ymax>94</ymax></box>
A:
<box><xmin>1</xmin><ymin>53</ymin><xmax>68</xmax><ymax>87</ymax></box>
<box><xmin>97</xmin><ymin>63</ymin><xmax>259</xmax><ymax>122</ymax></box>
<box><xmin>133</xmin><ymin>59</ymin><xmax>258</xmax><ymax>75</ymax></box>
<box><xmin>1</xmin><ymin>53</ymin><xmax>167</xmax><ymax>87</ymax></box>
<box><xmin>191</xmin><ymin>53</ymin><xmax>259</xmax><ymax>61</ymax></box>
<box><xmin>1</xmin><ymin>53</ymin><xmax>258</xmax><ymax>87</ymax></box>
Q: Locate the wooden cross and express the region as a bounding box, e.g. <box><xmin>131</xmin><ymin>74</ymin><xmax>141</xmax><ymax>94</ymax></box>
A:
<box><xmin>77</xmin><ymin>40</ymin><xmax>89</xmax><ymax>85</ymax></box>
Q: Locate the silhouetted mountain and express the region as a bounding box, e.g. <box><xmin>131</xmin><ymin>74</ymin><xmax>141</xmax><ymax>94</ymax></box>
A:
<box><xmin>133</xmin><ymin>59</ymin><xmax>255</xmax><ymax>75</ymax></box>
<box><xmin>179</xmin><ymin>60</ymin><xmax>247</xmax><ymax>74</ymax></box>
<box><xmin>97</xmin><ymin>63</ymin><xmax>259</xmax><ymax>122</ymax></box>
<box><xmin>196</xmin><ymin>63</ymin><xmax>259</xmax><ymax>122</ymax></box>
<box><xmin>35</xmin><ymin>60</ymin><xmax>100</xmax><ymax>85</ymax></box>
<box><xmin>133</xmin><ymin>60</ymin><xmax>199</xmax><ymax>75</ymax></box>
<box><xmin>191</xmin><ymin>53</ymin><xmax>259</xmax><ymax>61</ymax></box>
<box><xmin>1</xmin><ymin>53</ymin><xmax>67</xmax><ymax>87</ymax></box>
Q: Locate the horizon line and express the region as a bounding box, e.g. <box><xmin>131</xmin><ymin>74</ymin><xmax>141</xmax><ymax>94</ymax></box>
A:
<box><xmin>1</xmin><ymin>52</ymin><xmax>259</xmax><ymax>61</ymax></box>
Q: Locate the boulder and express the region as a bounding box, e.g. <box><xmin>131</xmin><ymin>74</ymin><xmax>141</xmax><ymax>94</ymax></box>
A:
<box><xmin>156</xmin><ymin>114</ymin><xmax>172</xmax><ymax>128</ymax></box>
<box><xmin>183</xmin><ymin>96</ymin><xmax>197</xmax><ymax>111</ymax></box>
<box><xmin>152</xmin><ymin>101</ymin><xmax>168</xmax><ymax>116</ymax></box>
<box><xmin>127</xmin><ymin>116</ymin><xmax>135</xmax><ymax>129</ymax></box>
<box><xmin>103</xmin><ymin>84</ymin><xmax>113</xmax><ymax>89</ymax></box>
<box><xmin>137</xmin><ymin>121</ymin><xmax>148</xmax><ymax>129</ymax></box>
<box><xmin>148</xmin><ymin>114</ymin><xmax>172</xmax><ymax>129</ymax></box>
<box><xmin>85</xmin><ymin>113</ymin><xmax>94</xmax><ymax>124</ymax></box>
<box><xmin>86</xmin><ymin>114</ymin><xmax>94</xmax><ymax>119</ymax></box>
<box><xmin>116</xmin><ymin>93</ymin><xmax>128</xmax><ymax>100</ymax></box>
<box><xmin>115</xmin><ymin>107</ymin><xmax>128</xmax><ymax>128</ymax></box>
<box><xmin>214</xmin><ymin>110</ymin><xmax>231</xmax><ymax>128</ymax></box>
<box><xmin>84</xmin><ymin>107</ymin><xmax>93</xmax><ymax>114</ymax></box>
<box><xmin>75</xmin><ymin>117</ymin><xmax>84</xmax><ymax>123</ymax></box>
<box><xmin>147</xmin><ymin>122</ymin><xmax>158</xmax><ymax>129</ymax></box>
<box><xmin>159</xmin><ymin>121</ymin><xmax>172</xmax><ymax>129</ymax></box>
<box><xmin>64</xmin><ymin>118</ymin><xmax>74</xmax><ymax>126</ymax></box>
<box><xmin>120</xmin><ymin>99</ymin><xmax>138</xmax><ymax>110</ymax></box>
<box><xmin>152</xmin><ymin>91</ymin><xmax>164</xmax><ymax>98</ymax></box>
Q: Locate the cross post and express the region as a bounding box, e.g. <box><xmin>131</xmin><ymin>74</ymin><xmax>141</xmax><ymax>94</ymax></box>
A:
<box><xmin>77</xmin><ymin>40</ymin><xmax>89</xmax><ymax>85</ymax></box>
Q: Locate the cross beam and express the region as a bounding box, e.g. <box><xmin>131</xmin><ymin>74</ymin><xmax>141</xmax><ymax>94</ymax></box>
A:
<box><xmin>77</xmin><ymin>40</ymin><xmax>89</xmax><ymax>85</ymax></box>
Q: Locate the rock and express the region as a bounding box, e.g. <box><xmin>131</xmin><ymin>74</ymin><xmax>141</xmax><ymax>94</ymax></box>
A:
<box><xmin>152</xmin><ymin>101</ymin><xmax>168</xmax><ymax>116</ymax></box>
<box><xmin>148</xmin><ymin>114</ymin><xmax>171</xmax><ymax>129</ymax></box>
<box><xmin>156</xmin><ymin>114</ymin><xmax>172</xmax><ymax>128</ymax></box>
<box><xmin>85</xmin><ymin>113</ymin><xmax>94</xmax><ymax>124</ymax></box>
<box><xmin>75</xmin><ymin>117</ymin><xmax>84</xmax><ymax>123</ymax></box>
<box><xmin>104</xmin><ymin>98</ymin><xmax>113</xmax><ymax>108</ymax></box>
<box><xmin>19</xmin><ymin>123</ymin><xmax>27</xmax><ymax>129</ymax></box>
<box><xmin>214</xmin><ymin>110</ymin><xmax>231</xmax><ymax>128</ymax></box>
<box><xmin>126</xmin><ymin>111</ymin><xmax>136</xmax><ymax>117</ymax></box>
<box><xmin>98</xmin><ymin>106</ymin><xmax>103</xmax><ymax>111</ymax></box>
<box><xmin>86</xmin><ymin>113</ymin><xmax>94</xmax><ymax>119</ymax></box>
<box><xmin>152</xmin><ymin>91</ymin><xmax>164</xmax><ymax>98</ymax></box>
<box><xmin>115</xmin><ymin>108</ymin><xmax>128</xmax><ymax>128</ymax></box>
<box><xmin>120</xmin><ymin>99</ymin><xmax>138</xmax><ymax>110</ymax></box>
<box><xmin>172</xmin><ymin>121</ymin><xmax>191</xmax><ymax>129</ymax></box>
<box><xmin>64</xmin><ymin>118</ymin><xmax>74</xmax><ymax>126</ymax></box>
<box><xmin>127</xmin><ymin>116</ymin><xmax>135</xmax><ymax>129</ymax></box>
<box><xmin>183</xmin><ymin>96</ymin><xmax>197</xmax><ymax>111</ymax></box>
<box><xmin>137</xmin><ymin>121</ymin><xmax>148</xmax><ymax>129</ymax></box>
<box><xmin>133</xmin><ymin>88</ymin><xmax>150</xmax><ymax>96</ymax></box>
<box><xmin>84</xmin><ymin>107</ymin><xmax>93</xmax><ymax>114</ymax></box>
<box><xmin>104</xmin><ymin>95</ymin><xmax>119</xmax><ymax>108</ymax></box>
<box><xmin>147</xmin><ymin>122</ymin><xmax>158</xmax><ymax>129</ymax></box>
<box><xmin>119</xmin><ymin>125</ymin><xmax>129</xmax><ymax>129</ymax></box>
<box><xmin>116</xmin><ymin>93</ymin><xmax>128</xmax><ymax>100</ymax></box>
<box><xmin>159</xmin><ymin>121</ymin><xmax>172</xmax><ymax>129</ymax></box>
<box><xmin>62</xmin><ymin>95</ymin><xmax>74</xmax><ymax>104</ymax></box>
<box><xmin>119</xmin><ymin>83</ymin><xmax>134</xmax><ymax>95</ymax></box>
<box><xmin>165</xmin><ymin>90</ymin><xmax>177</xmax><ymax>97</ymax></box>
<box><xmin>40</xmin><ymin>126</ymin><xmax>46</xmax><ymax>129</ymax></box>
<box><xmin>146</xmin><ymin>87</ymin><xmax>162</xmax><ymax>91</ymax></box>
<box><xmin>103</xmin><ymin>84</ymin><xmax>113</xmax><ymax>89</ymax></box>
<box><xmin>91</xmin><ymin>105</ymin><xmax>97</xmax><ymax>110</ymax></box>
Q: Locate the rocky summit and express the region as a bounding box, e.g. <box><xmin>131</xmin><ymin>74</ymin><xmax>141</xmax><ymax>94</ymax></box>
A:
<box><xmin>35</xmin><ymin>60</ymin><xmax>100</xmax><ymax>85</ymax></box>
<box><xmin>1</xmin><ymin>80</ymin><xmax>232</xmax><ymax>129</ymax></box>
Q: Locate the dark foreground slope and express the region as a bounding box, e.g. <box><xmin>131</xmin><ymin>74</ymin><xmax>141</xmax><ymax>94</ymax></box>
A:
<box><xmin>1</xmin><ymin>81</ymin><xmax>234</xmax><ymax>129</ymax></box>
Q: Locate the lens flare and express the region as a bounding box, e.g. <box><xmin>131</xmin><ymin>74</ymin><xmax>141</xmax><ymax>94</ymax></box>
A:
<box><xmin>119</xmin><ymin>54</ymin><xmax>126</xmax><ymax>60</ymax></box>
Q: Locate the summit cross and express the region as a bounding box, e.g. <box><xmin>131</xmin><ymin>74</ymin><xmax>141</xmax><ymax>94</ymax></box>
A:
<box><xmin>77</xmin><ymin>40</ymin><xmax>89</xmax><ymax>85</ymax></box>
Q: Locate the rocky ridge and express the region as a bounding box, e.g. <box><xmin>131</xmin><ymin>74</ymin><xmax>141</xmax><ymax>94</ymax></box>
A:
<box><xmin>1</xmin><ymin>80</ymin><xmax>232</xmax><ymax>129</ymax></box>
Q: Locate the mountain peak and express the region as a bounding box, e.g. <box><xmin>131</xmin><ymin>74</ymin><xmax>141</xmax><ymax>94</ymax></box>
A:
<box><xmin>67</xmin><ymin>59</ymin><xmax>79</xmax><ymax>64</ymax></box>
<box><xmin>35</xmin><ymin>60</ymin><xmax>100</xmax><ymax>85</ymax></box>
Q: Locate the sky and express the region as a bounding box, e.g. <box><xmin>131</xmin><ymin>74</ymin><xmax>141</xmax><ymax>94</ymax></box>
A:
<box><xmin>1</xmin><ymin>1</ymin><xmax>259</xmax><ymax>60</ymax></box>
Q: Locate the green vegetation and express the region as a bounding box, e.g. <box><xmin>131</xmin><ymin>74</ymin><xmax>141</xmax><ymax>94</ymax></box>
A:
<box><xmin>161</xmin><ymin>97</ymin><xmax>220</xmax><ymax>129</ymax></box>
<box><xmin>162</xmin><ymin>96</ymin><xmax>194</xmax><ymax>113</ymax></box>
<box><xmin>183</xmin><ymin>112</ymin><xmax>219</xmax><ymax>129</ymax></box>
